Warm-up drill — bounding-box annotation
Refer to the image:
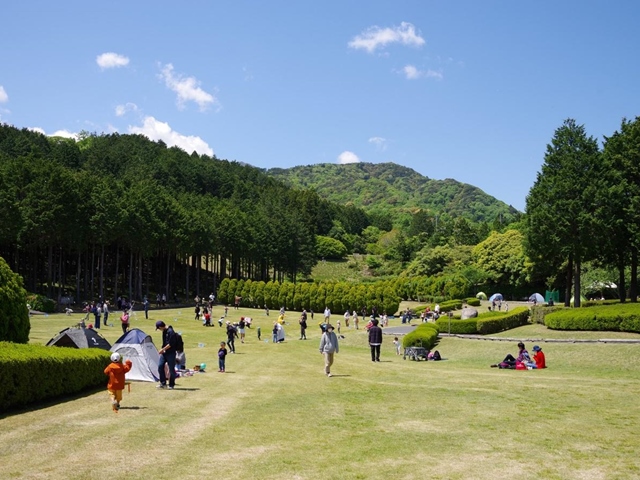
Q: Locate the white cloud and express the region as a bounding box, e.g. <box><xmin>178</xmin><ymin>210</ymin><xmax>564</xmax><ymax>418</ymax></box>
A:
<box><xmin>369</xmin><ymin>136</ymin><xmax>387</xmax><ymax>151</ymax></box>
<box><xmin>96</xmin><ymin>52</ymin><xmax>130</xmax><ymax>70</ymax></box>
<box><xmin>51</xmin><ymin>129</ymin><xmax>79</xmax><ymax>140</ymax></box>
<box><xmin>348</xmin><ymin>22</ymin><xmax>425</xmax><ymax>53</ymax></box>
<box><xmin>337</xmin><ymin>151</ymin><xmax>360</xmax><ymax>164</ymax></box>
<box><xmin>115</xmin><ymin>102</ymin><xmax>138</xmax><ymax>117</ymax></box>
<box><xmin>159</xmin><ymin>63</ymin><xmax>218</xmax><ymax>111</ymax></box>
<box><xmin>128</xmin><ymin>116</ymin><xmax>213</xmax><ymax>156</ymax></box>
<box><xmin>28</xmin><ymin>127</ymin><xmax>46</xmax><ymax>135</ymax></box>
<box><xmin>399</xmin><ymin>65</ymin><xmax>443</xmax><ymax>80</ymax></box>
<box><xmin>0</xmin><ymin>85</ymin><xmax>8</xmax><ymax>103</ymax></box>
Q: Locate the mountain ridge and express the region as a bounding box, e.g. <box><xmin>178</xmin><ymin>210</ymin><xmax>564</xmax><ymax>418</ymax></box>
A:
<box><xmin>265</xmin><ymin>162</ymin><xmax>520</xmax><ymax>224</ymax></box>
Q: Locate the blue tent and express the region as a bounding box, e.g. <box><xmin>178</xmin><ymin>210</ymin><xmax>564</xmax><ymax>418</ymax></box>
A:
<box><xmin>489</xmin><ymin>293</ymin><xmax>503</xmax><ymax>302</ymax></box>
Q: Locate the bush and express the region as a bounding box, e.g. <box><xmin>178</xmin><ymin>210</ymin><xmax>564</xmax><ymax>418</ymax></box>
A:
<box><xmin>0</xmin><ymin>342</ymin><xmax>110</xmax><ymax>411</ymax></box>
<box><xmin>530</xmin><ymin>305</ymin><xmax>564</xmax><ymax>324</ymax></box>
<box><xmin>544</xmin><ymin>303</ymin><xmax>640</xmax><ymax>333</ymax></box>
<box><xmin>435</xmin><ymin>317</ymin><xmax>478</xmax><ymax>334</ymax></box>
<box><xmin>465</xmin><ymin>297</ymin><xmax>481</xmax><ymax>307</ymax></box>
<box><xmin>26</xmin><ymin>293</ymin><xmax>56</xmax><ymax>313</ymax></box>
<box><xmin>316</xmin><ymin>236</ymin><xmax>347</xmax><ymax>260</ymax></box>
<box><xmin>476</xmin><ymin>307</ymin><xmax>530</xmax><ymax>334</ymax></box>
<box><xmin>0</xmin><ymin>257</ymin><xmax>30</xmax><ymax>343</ymax></box>
<box><xmin>402</xmin><ymin>323</ymin><xmax>439</xmax><ymax>349</ymax></box>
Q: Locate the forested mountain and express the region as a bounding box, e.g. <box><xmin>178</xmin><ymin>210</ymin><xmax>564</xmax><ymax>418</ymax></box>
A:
<box><xmin>266</xmin><ymin>162</ymin><xmax>520</xmax><ymax>224</ymax></box>
<box><xmin>0</xmin><ymin>124</ymin><xmax>370</xmax><ymax>303</ymax></box>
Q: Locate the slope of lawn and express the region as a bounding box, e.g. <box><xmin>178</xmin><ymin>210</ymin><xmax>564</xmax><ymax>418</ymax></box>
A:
<box><xmin>2</xmin><ymin>306</ymin><xmax>640</xmax><ymax>480</ymax></box>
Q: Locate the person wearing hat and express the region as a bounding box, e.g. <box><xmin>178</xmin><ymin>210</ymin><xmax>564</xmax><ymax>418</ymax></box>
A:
<box><xmin>532</xmin><ymin>345</ymin><xmax>546</xmax><ymax>369</ymax></box>
<box><xmin>156</xmin><ymin>320</ymin><xmax>178</xmax><ymax>389</ymax></box>
<box><xmin>104</xmin><ymin>352</ymin><xmax>132</xmax><ymax>412</ymax></box>
<box><xmin>319</xmin><ymin>324</ymin><xmax>339</xmax><ymax>377</ymax></box>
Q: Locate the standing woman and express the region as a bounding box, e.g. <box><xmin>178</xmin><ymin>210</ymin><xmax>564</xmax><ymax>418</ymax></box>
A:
<box><xmin>120</xmin><ymin>310</ymin><xmax>130</xmax><ymax>334</ymax></box>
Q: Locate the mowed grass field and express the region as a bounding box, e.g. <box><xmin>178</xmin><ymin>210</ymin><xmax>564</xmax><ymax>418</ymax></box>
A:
<box><xmin>3</xmin><ymin>305</ymin><xmax>640</xmax><ymax>480</ymax></box>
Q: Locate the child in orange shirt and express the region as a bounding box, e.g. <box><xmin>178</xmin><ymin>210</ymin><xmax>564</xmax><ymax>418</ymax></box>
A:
<box><xmin>104</xmin><ymin>352</ymin><xmax>133</xmax><ymax>412</ymax></box>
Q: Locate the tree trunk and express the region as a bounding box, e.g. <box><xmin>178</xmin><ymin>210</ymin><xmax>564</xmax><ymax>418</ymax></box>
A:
<box><xmin>129</xmin><ymin>251</ymin><xmax>133</xmax><ymax>302</ymax></box>
<box><xmin>630</xmin><ymin>248</ymin><xmax>638</xmax><ymax>302</ymax></box>
<box><xmin>565</xmin><ymin>254</ymin><xmax>573</xmax><ymax>307</ymax></box>
<box><xmin>185</xmin><ymin>255</ymin><xmax>190</xmax><ymax>301</ymax></box>
<box><xmin>47</xmin><ymin>245</ymin><xmax>53</xmax><ymax>298</ymax></box>
<box><xmin>114</xmin><ymin>246</ymin><xmax>120</xmax><ymax>304</ymax></box>
<box><xmin>76</xmin><ymin>252</ymin><xmax>81</xmax><ymax>303</ymax></box>
<box><xmin>165</xmin><ymin>252</ymin><xmax>171</xmax><ymax>302</ymax></box>
<box><xmin>574</xmin><ymin>254</ymin><xmax>581</xmax><ymax>308</ymax></box>
<box><xmin>99</xmin><ymin>244</ymin><xmax>105</xmax><ymax>301</ymax></box>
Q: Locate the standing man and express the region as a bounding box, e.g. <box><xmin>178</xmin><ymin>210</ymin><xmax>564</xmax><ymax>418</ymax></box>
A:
<box><xmin>103</xmin><ymin>300</ymin><xmax>110</xmax><ymax>326</ymax></box>
<box><xmin>156</xmin><ymin>320</ymin><xmax>177</xmax><ymax>389</ymax></box>
<box><xmin>368</xmin><ymin>319</ymin><xmax>383</xmax><ymax>362</ymax></box>
<box><xmin>143</xmin><ymin>296</ymin><xmax>149</xmax><ymax>319</ymax></box>
<box><xmin>319</xmin><ymin>324</ymin><xmax>339</xmax><ymax>377</ymax></box>
<box><xmin>299</xmin><ymin>313</ymin><xmax>307</xmax><ymax>340</ymax></box>
<box><xmin>323</xmin><ymin>306</ymin><xmax>331</xmax><ymax>322</ymax></box>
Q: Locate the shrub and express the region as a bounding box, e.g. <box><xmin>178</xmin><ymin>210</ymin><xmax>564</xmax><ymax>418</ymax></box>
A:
<box><xmin>476</xmin><ymin>307</ymin><xmax>530</xmax><ymax>334</ymax></box>
<box><xmin>465</xmin><ymin>297</ymin><xmax>481</xmax><ymax>307</ymax></box>
<box><xmin>26</xmin><ymin>293</ymin><xmax>56</xmax><ymax>313</ymax></box>
<box><xmin>402</xmin><ymin>323</ymin><xmax>439</xmax><ymax>349</ymax></box>
<box><xmin>316</xmin><ymin>236</ymin><xmax>347</xmax><ymax>260</ymax></box>
<box><xmin>0</xmin><ymin>257</ymin><xmax>30</xmax><ymax>343</ymax></box>
<box><xmin>0</xmin><ymin>342</ymin><xmax>110</xmax><ymax>411</ymax></box>
<box><xmin>435</xmin><ymin>317</ymin><xmax>478</xmax><ymax>334</ymax></box>
<box><xmin>544</xmin><ymin>303</ymin><xmax>640</xmax><ymax>333</ymax></box>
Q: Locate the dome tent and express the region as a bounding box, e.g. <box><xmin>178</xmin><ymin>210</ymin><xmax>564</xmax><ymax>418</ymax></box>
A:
<box><xmin>110</xmin><ymin>328</ymin><xmax>160</xmax><ymax>382</ymax></box>
<box><xmin>46</xmin><ymin>326</ymin><xmax>111</xmax><ymax>350</ymax></box>
<box><xmin>475</xmin><ymin>292</ymin><xmax>487</xmax><ymax>300</ymax></box>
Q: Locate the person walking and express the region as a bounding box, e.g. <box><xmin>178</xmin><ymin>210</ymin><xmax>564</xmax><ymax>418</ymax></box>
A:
<box><xmin>156</xmin><ymin>320</ymin><xmax>178</xmax><ymax>389</ymax></box>
<box><xmin>104</xmin><ymin>352</ymin><xmax>132</xmax><ymax>413</ymax></box>
<box><xmin>299</xmin><ymin>314</ymin><xmax>307</xmax><ymax>340</ymax></box>
<box><xmin>103</xmin><ymin>300</ymin><xmax>110</xmax><ymax>326</ymax></box>
<box><xmin>226</xmin><ymin>321</ymin><xmax>238</xmax><ymax>353</ymax></box>
<box><xmin>120</xmin><ymin>310</ymin><xmax>130</xmax><ymax>334</ymax></box>
<box><xmin>368</xmin><ymin>318</ymin><xmax>383</xmax><ymax>362</ymax></box>
<box><xmin>319</xmin><ymin>324</ymin><xmax>339</xmax><ymax>377</ymax></box>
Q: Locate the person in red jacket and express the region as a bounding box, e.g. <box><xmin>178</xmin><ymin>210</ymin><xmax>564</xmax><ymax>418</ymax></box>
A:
<box><xmin>532</xmin><ymin>345</ymin><xmax>546</xmax><ymax>369</ymax></box>
<box><xmin>104</xmin><ymin>352</ymin><xmax>132</xmax><ymax>412</ymax></box>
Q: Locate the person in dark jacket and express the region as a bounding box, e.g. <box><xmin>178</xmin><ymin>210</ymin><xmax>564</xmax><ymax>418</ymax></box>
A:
<box><xmin>368</xmin><ymin>318</ymin><xmax>383</xmax><ymax>362</ymax></box>
<box><xmin>156</xmin><ymin>320</ymin><xmax>177</xmax><ymax>389</ymax></box>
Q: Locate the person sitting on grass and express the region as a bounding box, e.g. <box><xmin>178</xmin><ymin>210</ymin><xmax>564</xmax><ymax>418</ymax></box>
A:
<box><xmin>532</xmin><ymin>345</ymin><xmax>546</xmax><ymax>369</ymax></box>
<box><xmin>491</xmin><ymin>342</ymin><xmax>531</xmax><ymax>369</ymax></box>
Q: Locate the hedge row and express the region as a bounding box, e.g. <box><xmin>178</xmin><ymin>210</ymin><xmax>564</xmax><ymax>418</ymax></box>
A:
<box><xmin>414</xmin><ymin>299</ymin><xmax>464</xmax><ymax>314</ymax></box>
<box><xmin>0</xmin><ymin>342</ymin><xmax>110</xmax><ymax>411</ymax></box>
<box><xmin>402</xmin><ymin>323</ymin><xmax>439</xmax><ymax>349</ymax></box>
<box><xmin>435</xmin><ymin>307</ymin><xmax>530</xmax><ymax>335</ymax></box>
<box><xmin>217</xmin><ymin>278</ymin><xmax>401</xmax><ymax>316</ymax></box>
<box><xmin>545</xmin><ymin>304</ymin><xmax>640</xmax><ymax>333</ymax></box>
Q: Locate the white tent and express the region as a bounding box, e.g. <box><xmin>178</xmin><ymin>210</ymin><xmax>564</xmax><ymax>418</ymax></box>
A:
<box><xmin>110</xmin><ymin>328</ymin><xmax>160</xmax><ymax>382</ymax></box>
<box><xmin>529</xmin><ymin>293</ymin><xmax>545</xmax><ymax>304</ymax></box>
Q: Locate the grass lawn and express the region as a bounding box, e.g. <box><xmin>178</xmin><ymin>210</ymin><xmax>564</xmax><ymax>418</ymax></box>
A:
<box><xmin>2</xmin><ymin>306</ymin><xmax>640</xmax><ymax>479</ymax></box>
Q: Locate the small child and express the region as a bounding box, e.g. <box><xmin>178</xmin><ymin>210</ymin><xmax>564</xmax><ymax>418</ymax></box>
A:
<box><xmin>393</xmin><ymin>337</ymin><xmax>401</xmax><ymax>355</ymax></box>
<box><xmin>257</xmin><ymin>326</ymin><xmax>262</xmax><ymax>341</ymax></box>
<box><xmin>218</xmin><ymin>341</ymin><xmax>228</xmax><ymax>372</ymax></box>
<box><xmin>104</xmin><ymin>352</ymin><xmax>132</xmax><ymax>413</ymax></box>
<box><xmin>224</xmin><ymin>305</ymin><xmax>229</xmax><ymax>317</ymax></box>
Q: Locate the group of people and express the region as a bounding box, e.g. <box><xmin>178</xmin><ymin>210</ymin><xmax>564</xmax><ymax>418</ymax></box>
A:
<box><xmin>492</xmin><ymin>342</ymin><xmax>546</xmax><ymax>370</ymax></box>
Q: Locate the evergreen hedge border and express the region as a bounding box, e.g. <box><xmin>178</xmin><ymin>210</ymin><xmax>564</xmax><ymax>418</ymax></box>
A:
<box><xmin>0</xmin><ymin>342</ymin><xmax>110</xmax><ymax>411</ymax></box>
<box><xmin>402</xmin><ymin>323</ymin><xmax>439</xmax><ymax>349</ymax></box>
<box><xmin>434</xmin><ymin>307</ymin><xmax>530</xmax><ymax>335</ymax></box>
<box><xmin>544</xmin><ymin>304</ymin><xmax>640</xmax><ymax>333</ymax></box>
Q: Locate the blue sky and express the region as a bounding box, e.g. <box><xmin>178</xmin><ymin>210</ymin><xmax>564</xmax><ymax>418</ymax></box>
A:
<box><xmin>2</xmin><ymin>1</ymin><xmax>639</xmax><ymax>211</ymax></box>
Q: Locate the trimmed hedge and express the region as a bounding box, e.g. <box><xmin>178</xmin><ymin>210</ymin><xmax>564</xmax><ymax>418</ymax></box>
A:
<box><xmin>464</xmin><ymin>297</ymin><xmax>481</xmax><ymax>307</ymax></box>
<box><xmin>0</xmin><ymin>342</ymin><xmax>111</xmax><ymax>411</ymax></box>
<box><xmin>402</xmin><ymin>323</ymin><xmax>439</xmax><ymax>349</ymax></box>
<box><xmin>545</xmin><ymin>304</ymin><xmax>640</xmax><ymax>333</ymax></box>
<box><xmin>435</xmin><ymin>307</ymin><xmax>530</xmax><ymax>335</ymax></box>
<box><xmin>415</xmin><ymin>299</ymin><xmax>464</xmax><ymax>314</ymax></box>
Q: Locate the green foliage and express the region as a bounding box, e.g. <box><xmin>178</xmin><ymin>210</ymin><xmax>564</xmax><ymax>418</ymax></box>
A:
<box><xmin>402</xmin><ymin>323</ymin><xmax>439</xmax><ymax>349</ymax></box>
<box><xmin>26</xmin><ymin>293</ymin><xmax>56</xmax><ymax>313</ymax></box>
<box><xmin>266</xmin><ymin>162</ymin><xmax>519</xmax><ymax>225</ymax></box>
<box><xmin>316</xmin><ymin>235</ymin><xmax>347</xmax><ymax>260</ymax></box>
<box><xmin>476</xmin><ymin>307</ymin><xmax>530</xmax><ymax>334</ymax></box>
<box><xmin>472</xmin><ymin>230</ymin><xmax>530</xmax><ymax>291</ymax></box>
<box><xmin>0</xmin><ymin>342</ymin><xmax>109</xmax><ymax>411</ymax></box>
<box><xmin>544</xmin><ymin>304</ymin><xmax>640</xmax><ymax>333</ymax></box>
<box><xmin>435</xmin><ymin>317</ymin><xmax>478</xmax><ymax>334</ymax></box>
<box><xmin>465</xmin><ymin>297</ymin><xmax>481</xmax><ymax>307</ymax></box>
<box><xmin>0</xmin><ymin>257</ymin><xmax>30</xmax><ymax>343</ymax></box>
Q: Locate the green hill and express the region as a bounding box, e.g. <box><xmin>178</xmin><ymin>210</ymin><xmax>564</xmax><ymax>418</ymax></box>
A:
<box><xmin>265</xmin><ymin>162</ymin><xmax>519</xmax><ymax>223</ymax></box>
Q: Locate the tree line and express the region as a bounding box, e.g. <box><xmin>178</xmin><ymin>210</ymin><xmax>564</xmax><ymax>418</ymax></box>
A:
<box><xmin>0</xmin><ymin>125</ymin><xmax>371</xmax><ymax>303</ymax></box>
